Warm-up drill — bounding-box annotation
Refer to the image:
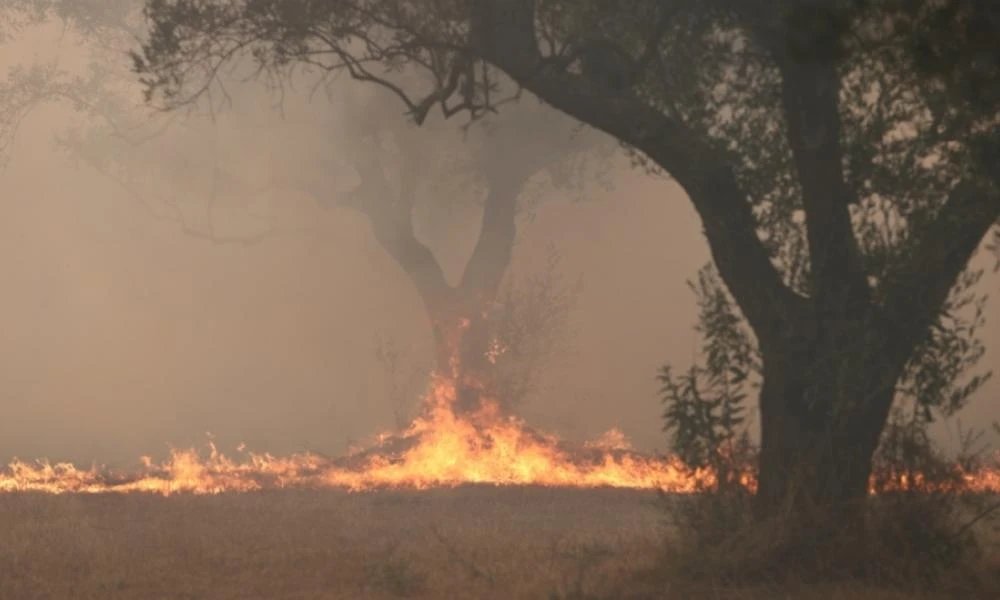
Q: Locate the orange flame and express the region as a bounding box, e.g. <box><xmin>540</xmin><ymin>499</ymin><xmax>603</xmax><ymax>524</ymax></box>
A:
<box><xmin>2</xmin><ymin>368</ymin><xmax>999</xmax><ymax>496</ymax></box>
<box><xmin>0</xmin><ymin>372</ymin><xmax>719</xmax><ymax>495</ymax></box>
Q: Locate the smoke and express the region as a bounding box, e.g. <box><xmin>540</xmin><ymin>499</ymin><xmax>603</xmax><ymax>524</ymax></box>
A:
<box><xmin>0</xmin><ymin>5</ymin><xmax>996</xmax><ymax>468</ymax></box>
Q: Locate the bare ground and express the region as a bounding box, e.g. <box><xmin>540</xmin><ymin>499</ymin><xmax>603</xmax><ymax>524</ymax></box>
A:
<box><xmin>0</xmin><ymin>486</ymin><xmax>996</xmax><ymax>599</ymax></box>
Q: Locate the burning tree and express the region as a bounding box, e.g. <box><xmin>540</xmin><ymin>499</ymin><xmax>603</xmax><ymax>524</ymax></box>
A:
<box><xmin>372</xmin><ymin>242</ymin><xmax>581</xmax><ymax>428</ymax></box>
<box><xmin>264</xmin><ymin>83</ymin><xmax>600</xmax><ymax>415</ymax></box>
<box><xmin>127</xmin><ymin>0</ymin><xmax>1000</xmax><ymax>565</ymax></box>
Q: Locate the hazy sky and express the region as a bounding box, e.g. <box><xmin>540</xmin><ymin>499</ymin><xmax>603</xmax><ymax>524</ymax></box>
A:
<box><xmin>0</xmin><ymin>14</ymin><xmax>997</xmax><ymax>466</ymax></box>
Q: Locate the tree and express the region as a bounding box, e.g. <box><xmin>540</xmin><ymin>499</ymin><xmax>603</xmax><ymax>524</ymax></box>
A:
<box><xmin>660</xmin><ymin>257</ymin><xmax>990</xmax><ymax>481</ymax></box>
<box><xmin>3</xmin><ymin>1</ymin><xmax>595</xmax><ymax>424</ymax></box>
<box><xmin>264</xmin><ymin>81</ymin><xmax>600</xmax><ymax>414</ymax></box>
<box><xmin>373</xmin><ymin>243</ymin><xmax>581</xmax><ymax>426</ymax></box>
<box><xmin>0</xmin><ymin>0</ymin><xmax>276</xmax><ymax>244</ymax></box>
<box><xmin>129</xmin><ymin>0</ymin><xmax>1000</xmax><ymax>555</ymax></box>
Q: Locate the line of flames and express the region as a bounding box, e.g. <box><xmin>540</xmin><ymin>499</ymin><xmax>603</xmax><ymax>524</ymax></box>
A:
<box><xmin>1</xmin><ymin>373</ymin><xmax>999</xmax><ymax>496</ymax></box>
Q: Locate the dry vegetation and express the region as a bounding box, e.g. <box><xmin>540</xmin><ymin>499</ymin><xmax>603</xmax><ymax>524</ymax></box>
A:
<box><xmin>0</xmin><ymin>486</ymin><xmax>997</xmax><ymax>599</ymax></box>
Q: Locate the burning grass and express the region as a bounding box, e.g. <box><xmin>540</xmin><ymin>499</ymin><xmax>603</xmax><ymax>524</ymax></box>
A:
<box><xmin>0</xmin><ymin>373</ymin><xmax>712</xmax><ymax>496</ymax></box>
<box><xmin>3</xmin><ymin>372</ymin><xmax>1000</xmax><ymax>496</ymax></box>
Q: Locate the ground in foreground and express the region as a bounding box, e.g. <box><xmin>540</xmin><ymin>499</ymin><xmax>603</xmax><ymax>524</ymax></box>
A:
<box><xmin>0</xmin><ymin>486</ymin><xmax>996</xmax><ymax>599</ymax></box>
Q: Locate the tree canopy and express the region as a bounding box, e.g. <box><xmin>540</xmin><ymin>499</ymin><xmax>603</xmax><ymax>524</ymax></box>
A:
<box><xmin>130</xmin><ymin>0</ymin><xmax>999</xmax><ymax>340</ymax></box>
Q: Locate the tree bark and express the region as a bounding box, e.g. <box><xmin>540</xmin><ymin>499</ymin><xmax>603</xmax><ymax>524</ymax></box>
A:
<box><xmin>369</xmin><ymin>203</ymin><xmax>510</xmax><ymax>417</ymax></box>
<box><xmin>753</xmin><ymin>311</ymin><xmax>905</xmax><ymax>568</ymax></box>
<box><xmin>427</xmin><ymin>292</ymin><xmax>500</xmax><ymax>415</ymax></box>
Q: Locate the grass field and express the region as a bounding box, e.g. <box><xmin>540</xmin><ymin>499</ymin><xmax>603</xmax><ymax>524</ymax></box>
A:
<box><xmin>0</xmin><ymin>486</ymin><xmax>997</xmax><ymax>599</ymax></box>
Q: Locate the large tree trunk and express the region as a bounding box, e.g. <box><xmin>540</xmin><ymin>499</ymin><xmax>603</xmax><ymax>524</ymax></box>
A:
<box><xmin>752</xmin><ymin>316</ymin><xmax>904</xmax><ymax>570</ymax></box>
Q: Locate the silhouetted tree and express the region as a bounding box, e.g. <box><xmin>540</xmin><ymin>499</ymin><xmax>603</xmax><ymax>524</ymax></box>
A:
<box><xmin>129</xmin><ymin>0</ymin><xmax>1000</xmax><ymax>560</ymax></box>
<box><xmin>266</xmin><ymin>82</ymin><xmax>599</xmax><ymax>414</ymax></box>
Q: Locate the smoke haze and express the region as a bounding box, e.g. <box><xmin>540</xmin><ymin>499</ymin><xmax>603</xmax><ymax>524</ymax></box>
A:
<box><xmin>0</xmin><ymin>10</ymin><xmax>997</xmax><ymax>468</ymax></box>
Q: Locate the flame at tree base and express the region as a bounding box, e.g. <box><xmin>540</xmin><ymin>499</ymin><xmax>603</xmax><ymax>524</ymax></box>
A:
<box><xmin>2</xmin><ymin>374</ymin><xmax>999</xmax><ymax>496</ymax></box>
<box><xmin>0</xmin><ymin>374</ymin><xmax>712</xmax><ymax>495</ymax></box>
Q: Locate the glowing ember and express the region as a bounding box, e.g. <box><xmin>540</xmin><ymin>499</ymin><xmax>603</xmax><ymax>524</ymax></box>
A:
<box><xmin>1</xmin><ymin>372</ymin><xmax>999</xmax><ymax>496</ymax></box>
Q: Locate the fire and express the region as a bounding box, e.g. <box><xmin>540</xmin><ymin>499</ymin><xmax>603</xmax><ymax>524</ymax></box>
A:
<box><xmin>1</xmin><ymin>365</ymin><xmax>999</xmax><ymax>496</ymax></box>
<box><xmin>320</xmin><ymin>375</ymin><xmax>708</xmax><ymax>491</ymax></box>
<box><xmin>0</xmin><ymin>373</ymin><xmax>714</xmax><ymax>495</ymax></box>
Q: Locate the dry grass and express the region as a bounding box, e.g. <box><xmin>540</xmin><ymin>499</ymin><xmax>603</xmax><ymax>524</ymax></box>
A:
<box><xmin>0</xmin><ymin>486</ymin><xmax>996</xmax><ymax>599</ymax></box>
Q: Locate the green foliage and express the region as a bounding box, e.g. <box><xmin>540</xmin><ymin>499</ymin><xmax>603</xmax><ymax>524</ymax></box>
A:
<box><xmin>898</xmin><ymin>267</ymin><xmax>992</xmax><ymax>421</ymax></box>
<box><xmin>647</xmin><ymin>5</ymin><xmax>995</xmax><ymax>419</ymax></box>
<box><xmin>658</xmin><ymin>265</ymin><xmax>756</xmax><ymax>486</ymax></box>
<box><xmin>660</xmin><ymin>261</ymin><xmax>992</xmax><ymax>486</ymax></box>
